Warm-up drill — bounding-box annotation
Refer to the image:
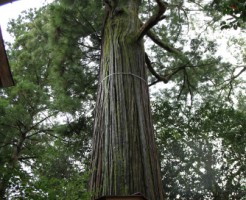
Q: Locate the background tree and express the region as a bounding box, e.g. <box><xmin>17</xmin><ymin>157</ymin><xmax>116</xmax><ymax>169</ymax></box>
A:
<box><xmin>209</xmin><ymin>0</ymin><xmax>246</xmax><ymax>29</ymax></box>
<box><xmin>0</xmin><ymin>4</ymin><xmax>96</xmax><ymax>199</ymax></box>
<box><xmin>152</xmin><ymin>92</ymin><xmax>246</xmax><ymax>199</ymax></box>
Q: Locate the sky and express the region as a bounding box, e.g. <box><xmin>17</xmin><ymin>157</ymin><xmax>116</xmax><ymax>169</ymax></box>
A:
<box><xmin>0</xmin><ymin>0</ymin><xmax>53</xmax><ymax>41</ymax></box>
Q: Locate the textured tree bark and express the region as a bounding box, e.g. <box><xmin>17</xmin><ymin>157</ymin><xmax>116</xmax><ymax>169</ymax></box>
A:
<box><xmin>90</xmin><ymin>1</ymin><xmax>164</xmax><ymax>199</ymax></box>
<box><xmin>0</xmin><ymin>174</ymin><xmax>10</xmax><ymax>200</ymax></box>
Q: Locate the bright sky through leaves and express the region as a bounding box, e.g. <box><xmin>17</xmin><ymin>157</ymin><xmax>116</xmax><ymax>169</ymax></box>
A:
<box><xmin>0</xmin><ymin>0</ymin><xmax>53</xmax><ymax>41</ymax></box>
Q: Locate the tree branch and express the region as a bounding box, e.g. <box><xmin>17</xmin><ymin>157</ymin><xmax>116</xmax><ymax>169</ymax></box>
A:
<box><xmin>146</xmin><ymin>51</ymin><xmax>187</xmax><ymax>86</ymax></box>
<box><xmin>146</xmin><ymin>30</ymin><xmax>188</xmax><ymax>62</ymax></box>
<box><xmin>18</xmin><ymin>156</ymin><xmax>37</xmax><ymax>161</ymax></box>
<box><xmin>23</xmin><ymin>114</ymin><xmax>55</xmax><ymax>137</ymax></box>
<box><xmin>178</xmin><ymin>70</ymin><xmax>186</xmax><ymax>99</ymax></box>
<box><xmin>148</xmin><ymin>80</ymin><xmax>161</xmax><ymax>87</ymax></box>
<box><xmin>138</xmin><ymin>17</ymin><xmax>190</xmax><ymax>64</ymax></box>
<box><xmin>103</xmin><ymin>0</ymin><xmax>115</xmax><ymax>9</ymax></box>
<box><xmin>0</xmin><ymin>142</ymin><xmax>12</xmax><ymax>148</ymax></box>
<box><xmin>177</xmin><ymin>68</ymin><xmax>194</xmax><ymax>101</ymax></box>
<box><xmin>184</xmin><ymin>68</ymin><xmax>194</xmax><ymax>99</ymax></box>
<box><xmin>137</xmin><ymin>0</ymin><xmax>168</xmax><ymax>40</ymax></box>
<box><xmin>230</xmin><ymin>66</ymin><xmax>246</xmax><ymax>81</ymax></box>
<box><xmin>145</xmin><ymin>53</ymin><xmax>168</xmax><ymax>84</ymax></box>
<box><xmin>26</xmin><ymin>129</ymin><xmax>53</xmax><ymax>140</ymax></box>
<box><xmin>217</xmin><ymin>65</ymin><xmax>246</xmax><ymax>99</ymax></box>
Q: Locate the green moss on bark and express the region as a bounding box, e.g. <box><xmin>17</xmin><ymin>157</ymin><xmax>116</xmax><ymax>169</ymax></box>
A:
<box><xmin>90</xmin><ymin>1</ymin><xmax>164</xmax><ymax>199</ymax></box>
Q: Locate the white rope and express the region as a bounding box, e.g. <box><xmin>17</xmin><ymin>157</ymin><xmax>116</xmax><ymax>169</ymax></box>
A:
<box><xmin>100</xmin><ymin>73</ymin><xmax>147</xmax><ymax>85</ymax></box>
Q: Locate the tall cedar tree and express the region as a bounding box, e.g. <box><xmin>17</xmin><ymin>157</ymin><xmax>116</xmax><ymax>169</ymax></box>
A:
<box><xmin>90</xmin><ymin>0</ymin><xmax>166</xmax><ymax>199</ymax></box>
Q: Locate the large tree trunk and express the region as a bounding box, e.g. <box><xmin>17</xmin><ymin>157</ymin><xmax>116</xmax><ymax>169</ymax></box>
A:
<box><xmin>90</xmin><ymin>1</ymin><xmax>164</xmax><ymax>199</ymax></box>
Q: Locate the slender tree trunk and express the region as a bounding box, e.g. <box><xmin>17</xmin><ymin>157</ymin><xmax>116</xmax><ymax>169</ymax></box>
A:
<box><xmin>90</xmin><ymin>1</ymin><xmax>164</xmax><ymax>199</ymax></box>
<box><xmin>0</xmin><ymin>133</ymin><xmax>25</xmax><ymax>199</ymax></box>
<box><xmin>0</xmin><ymin>176</ymin><xmax>8</xmax><ymax>200</ymax></box>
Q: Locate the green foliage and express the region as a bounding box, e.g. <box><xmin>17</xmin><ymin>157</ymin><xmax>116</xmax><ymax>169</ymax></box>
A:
<box><xmin>152</xmin><ymin>93</ymin><xmax>246</xmax><ymax>199</ymax></box>
<box><xmin>208</xmin><ymin>0</ymin><xmax>246</xmax><ymax>29</ymax></box>
<box><xmin>1</xmin><ymin>0</ymin><xmax>246</xmax><ymax>199</ymax></box>
<box><xmin>28</xmin><ymin>140</ymin><xmax>91</xmax><ymax>200</ymax></box>
<box><xmin>0</xmin><ymin>1</ymin><xmax>96</xmax><ymax>198</ymax></box>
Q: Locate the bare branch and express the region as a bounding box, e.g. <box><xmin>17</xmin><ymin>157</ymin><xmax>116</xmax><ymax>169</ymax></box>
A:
<box><xmin>184</xmin><ymin>69</ymin><xmax>194</xmax><ymax>99</ymax></box>
<box><xmin>230</xmin><ymin>66</ymin><xmax>246</xmax><ymax>81</ymax></box>
<box><xmin>138</xmin><ymin>17</ymin><xmax>190</xmax><ymax>64</ymax></box>
<box><xmin>26</xmin><ymin>129</ymin><xmax>53</xmax><ymax>140</ymax></box>
<box><xmin>46</xmin><ymin>132</ymin><xmax>68</xmax><ymax>143</ymax></box>
<box><xmin>224</xmin><ymin>66</ymin><xmax>246</xmax><ymax>100</ymax></box>
<box><xmin>217</xmin><ymin>65</ymin><xmax>246</xmax><ymax>98</ymax></box>
<box><xmin>146</xmin><ymin>52</ymin><xmax>188</xmax><ymax>86</ymax></box>
<box><xmin>19</xmin><ymin>156</ymin><xmax>37</xmax><ymax>161</ymax></box>
<box><xmin>178</xmin><ymin>70</ymin><xmax>186</xmax><ymax>100</ymax></box>
<box><xmin>146</xmin><ymin>30</ymin><xmax>187</xmax><ymax>61</ymax></box>
<box><xmin>227</xmin><ymin>81</ymin><xmax>233</xmax><ymax>100</ymax></box>
<box><xmin>24</xmin><ymin>114</ymin><xmax>55</xmax><ymax>136</ymax></box>
<box><xmin>148</xmin><ymin>80</ymin><xmax>161</xmax><ymax>87</ymax></box>
<box><xmin>177</xmin><ymin>68</ymin><xmax>194</xmax><ymax>100</ymax></box>
<box><xmin>103</xmin><ymin>0</ymin><xmax>115</xmax><ymax>9</ymax></box>
<box><xmin>167</xmin><ymin>65</ymin><xmax>187</xmax><ymax>79</ymax></box>
<box><xmin>145</xmin><ymin>53</ymin><xmax>168</xmax><ymax>84</ymax></box>
<box><xmin>0</xmin><ymin>142</ymin><xmax>12</xmax><ymax>148</ymax></box>
<box><xmin>78</xmin><ymin>42</ymin><xmax>99</xmax><ymax>50</ymax></box>
<box><xmin>137</xmin><ymin>1</ymin><xmax>168</xmax><ymax>40</ymax></box>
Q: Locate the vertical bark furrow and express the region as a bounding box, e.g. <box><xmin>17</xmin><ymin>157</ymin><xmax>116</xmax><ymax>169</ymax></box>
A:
<box><xmin>90</xmin><ymin>1</ymin><xmax>164</xmax><ymax>199</ymax></box>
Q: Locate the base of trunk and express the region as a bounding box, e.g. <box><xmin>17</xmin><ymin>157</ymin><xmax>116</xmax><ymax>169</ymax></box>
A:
<box><xmin>95</xmin><ymin>193</ymin><xmax>148</xmax><ymax>200</ymax></box>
